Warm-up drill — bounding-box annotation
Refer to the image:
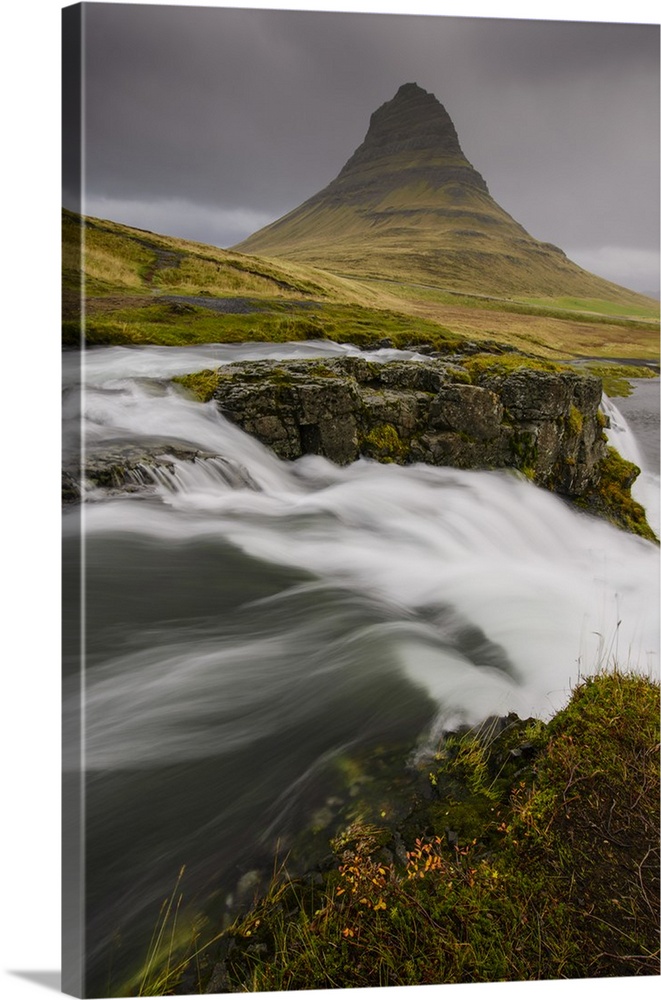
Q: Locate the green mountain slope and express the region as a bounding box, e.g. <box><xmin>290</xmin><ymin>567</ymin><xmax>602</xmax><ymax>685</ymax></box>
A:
<box><xmin>235</xmin><ymin>83</ymin><xmax>655</xmax><ymax>306</ymax></box>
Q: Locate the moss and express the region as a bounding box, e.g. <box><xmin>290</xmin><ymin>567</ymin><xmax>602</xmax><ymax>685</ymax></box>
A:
<box><xmin>445</xmin><ymin>365</ymin><xmax>472</xmax><ymax>384</ymax></box>
<box><xmin>263</xmin><ymin>366</ymin><xmax>294</xmax><ymax>387</ymax></box>
<box><xmin>360</xmin><ymin>423</ymin><xmax>408</xmax><ymax>462</ymax></box>
<box><xmin>511</xmin><ymin>430</ymin><xmax>538</xmax><ymax>477</ymax></box>
<box><xmin>462</xmin><ymin>352</ymin><xmax>563</xmax><ymax>383</ymax></box>
<box><xmin>172</xmin><ymin>369</ymin><xmax>222</xmax><ymax>402</ymax></box>
<box><xmin>567</xmin><ymin>403</ymin><xmax>583</xmax><ymax>436</ymax></box>
<box><xmin>302</xmin><ymin>362</ymin><xmax>337</xmax><ymax>378</ymax></box>
<box><xmin>574</xmin><ymin>446</ymin><xmax>658</xmax><ymax>542</ymax></box>
<box><xmin>413</xmin><ymin>716</ymin><xmax>547</xmax><ymax>851</ymax></box>
<box><xmin>507</xmin><ymin>672</ymin><xmax>660</xmax><ymax>975</ymax></box>
<box><xmin>583</xmin><ymin>362</ymin><xmax>658</xmax><ymax>398</ymax></box>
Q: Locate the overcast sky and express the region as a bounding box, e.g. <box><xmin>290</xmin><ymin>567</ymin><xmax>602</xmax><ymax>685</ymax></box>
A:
<box><xmin>64</xmin><ymin>2</ymin><xmax>660</xmax><ymax>296</ymax></box>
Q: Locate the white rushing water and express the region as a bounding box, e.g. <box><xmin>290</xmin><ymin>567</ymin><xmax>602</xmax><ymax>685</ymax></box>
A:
<box><xmin>66</xmin><ymin>343</ymin><xmax>659</xmax><ymax>760</ymax></box>
<box><xmin>602</xmin><ymin>390</ymin><xmax>660</xmax><ymax>537</ymax></box>
<box><xmin>62</xmin><ymin>342</ymin><xmax>660</xmax><ymax>989</ymax></box>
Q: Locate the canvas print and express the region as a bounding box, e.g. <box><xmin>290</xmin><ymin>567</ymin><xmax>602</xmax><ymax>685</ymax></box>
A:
<box><xmin>62</xmin><ymin>2</ymin><xmax>660</xmax><ymax>997</ymax></box>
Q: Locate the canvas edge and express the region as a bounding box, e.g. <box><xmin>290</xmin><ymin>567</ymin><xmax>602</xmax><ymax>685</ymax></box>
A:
<box><xmin>62</xmin><ymin>3</ymin><xmax>85</xmax><ymax>997</ymax></box>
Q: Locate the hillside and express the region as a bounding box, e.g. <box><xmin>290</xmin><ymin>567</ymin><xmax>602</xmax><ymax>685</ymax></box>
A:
<box><xmin>62</xmin><ymin>210</ymin><xmax>659</xmax><ymax>360</ymax></box>
<box><xmin>235</xmin><ymin>83</ymin><xmax>657</xmax><ymax>308</ymax></box>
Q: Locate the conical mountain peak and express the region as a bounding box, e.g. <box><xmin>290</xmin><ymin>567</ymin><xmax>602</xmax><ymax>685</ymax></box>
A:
<box><xmin>336</xmin><ymin>83</ymin><xmax>487</xmax><ymax>194</ymax></box>
<box><xmin>234</xmin><ymin>85</ymin><xmax>641</xmax><ymax>301</ymax></box>
<box><xmin>343</xmin><ymin>83</ymin><xmax>464</xmax><ymax>166</ymax></box>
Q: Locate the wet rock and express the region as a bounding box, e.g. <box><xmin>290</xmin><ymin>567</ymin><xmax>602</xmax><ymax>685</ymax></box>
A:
<box><xmin>210</xmin><ymin>357</ymin><xmax>607</xmax><ymax>497</ymax></box>
<box><xmin>61</xmin><ymin>440</ymin><xmax>233</xmax><ymax>502</ymax></box>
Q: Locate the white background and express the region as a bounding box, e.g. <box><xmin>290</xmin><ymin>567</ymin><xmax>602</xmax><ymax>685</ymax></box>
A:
<box><xmin>1</xmin><ymin>1</ymin><xmax>659</xmax><ymax>999</ymax></box>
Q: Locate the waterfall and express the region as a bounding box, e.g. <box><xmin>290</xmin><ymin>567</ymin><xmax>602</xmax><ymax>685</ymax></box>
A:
<box><xmin>62</xmin><ymin>343</ymin><xmax>659</xmax><ymax>992</ymax></box>
<box><xmin>602</xmin><ymin>390</ymin><xmax>660</xmax><ymax>535</ymax></box>
<box><xmin>67</xmin><ymin>347</ymin><xmax>659</xmax><ymax>755</ymax></box>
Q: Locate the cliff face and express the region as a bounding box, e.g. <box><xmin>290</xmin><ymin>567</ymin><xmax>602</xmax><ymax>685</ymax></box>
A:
<box><xmin>208</xmin><ymin>357</ymin><xmax>606</xmax><ymax>497</ymax></box>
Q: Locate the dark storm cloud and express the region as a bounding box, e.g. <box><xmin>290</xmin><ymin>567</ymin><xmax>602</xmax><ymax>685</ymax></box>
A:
<box><xmin>68</xmin><ymin>2</ymin><xmax>659</xmax><ymax>293</ymax></box>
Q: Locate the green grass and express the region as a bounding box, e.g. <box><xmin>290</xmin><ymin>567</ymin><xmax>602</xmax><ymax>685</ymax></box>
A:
<box><xmin>210</xmin><ymin>671</ymin><xmax>659</xmax><ymax>990</ymax></box>
<box><xmin>519</xmin><ymin>295</ymin><xmax>660</xmax><ymax>320</ymax></box>
<box><xmin>233</xmin><ymin>145</ymin><xmax>656</xmax><ymax>306</ymax></box>
<box><xmin>63</xmin><ymin>210</ymin><xmax>156</xmax><ymax>295</ymax></box>
<box><xmin>172</xmin><ymin>369</ymin><xmax>223</xmax><ymax>403</ymax></box>
<box><xmin>581</xmin><ymin>362</ymin><xmax>659</xmax><ymax>397</ymax></box>
<box><xmin>357</xmin><ymin>279</ymin><xmax>660</xmax><ymax>360</ymax></box>
<box><xmin>367</xmin><ymin>279</ymin><xmax>659</xmax><ymax>330</ymax></box>
<box><xmin>67</xmin><ymin>292</ymin><xmax>461</xmax><ymax>352</ymax></box>
<box><xmin>460</xmin><ymin>352</ymin><xmax>564</xmax><ymax>381</ymax></box>
<box><xmin>124</xmin><ymin>672</ymin><xmax>659</xmax><ymax>992</ymax></box>
<box><xmin>63</xmin><ymin>208</ymin><xmax>387</xmax><ymax>304</ymax></box>
<box><xmin>68</xmin><ymin>303</ymin><xmax>320</xmax><ymax>347</ymax></box>
<box><xmin>121</xmin><ymin>866</ymin><xmax>227</xmax><ymax>997</ymax></box>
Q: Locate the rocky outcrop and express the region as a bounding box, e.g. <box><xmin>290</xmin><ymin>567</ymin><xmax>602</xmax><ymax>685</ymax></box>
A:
<box><xmin>62</xmin><ymin>444</ymin><xmax>182</xmax><ymax>503</ymax></box>
<box><xmin>61</xmin><ymin>441</ymin><xmax>247</xmax><ymax>503</ymax></box>
<box><xmin>204</xmin><ymin>357</ymin><xmax>607</xmax><ymax>497</ymax></box>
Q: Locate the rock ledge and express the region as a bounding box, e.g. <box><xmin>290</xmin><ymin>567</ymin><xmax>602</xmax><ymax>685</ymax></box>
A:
<box><xmin>204</xmin><ymin>357</ymin><xmax>606</xmax><ymax>496</ymax></box>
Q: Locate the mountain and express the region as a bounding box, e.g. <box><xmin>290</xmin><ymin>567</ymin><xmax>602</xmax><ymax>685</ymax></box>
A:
<box><xmin>234</xmin><ymin>83</ymin><xmax>649</xmax><ymax>304</ymax></box>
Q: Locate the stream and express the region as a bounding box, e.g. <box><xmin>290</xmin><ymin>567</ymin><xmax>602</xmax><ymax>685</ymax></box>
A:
<box><xmin>62</xmin><ymin>342</ymin><xmax>659</xmax><ymax>995</ymax></box>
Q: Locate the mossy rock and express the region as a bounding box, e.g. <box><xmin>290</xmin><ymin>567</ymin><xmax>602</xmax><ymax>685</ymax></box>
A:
<box><xmin>173</xmin><ymin>368</ymin><xmax>223</xmax><ymax>402</ymax></box>
<box><xmin>461</xmin><ymin>353</ymin><xmax>564</xmax><ymax>384</ymax></box>
<box><xmin>360</xmin><ymin>422</ymin><xmax>409</xmax><ymax>462</ymax></box>
<box><xmin>567</xmin><ymin>403</ymin><xmax>584</xmax><ymax>436</ymax></box>
<box><xmin>574</xmin><ymin>446</ymin><xmax>658</xmax><ymax>542</ymax></box>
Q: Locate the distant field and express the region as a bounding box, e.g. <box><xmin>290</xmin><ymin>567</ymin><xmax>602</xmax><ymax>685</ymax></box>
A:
<box><xmin>360</xmin><ymin>278</ymin><xmax>659</xmax><ymax>327</ymax></box>
<box><xmin>359</xmin><ymin>278</ymin><xmax>659</xmax><ymax>360</ymax></box>
<box><xmin>516</xmin><ymin>296</ymin><xmax>659</xmax><ymax>321</ymax></box>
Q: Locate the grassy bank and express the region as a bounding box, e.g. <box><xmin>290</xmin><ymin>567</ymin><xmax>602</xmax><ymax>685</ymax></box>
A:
<box><xmin>581</xmin><ymin>362</ymin><xmax>659</xmax><ymax>398</ymax></box>
<box><xmin>131</xmin><ymin>671</ymin><xmax>659</xmax><ymax>994</ymax></box>
<box><xmin>66</xmin><ymin>296</ymin><xmax>462</xmax><ymax>353</ymax></box>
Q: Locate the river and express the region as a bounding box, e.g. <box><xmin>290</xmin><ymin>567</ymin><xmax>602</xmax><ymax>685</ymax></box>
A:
<box><xmin>62</xmin><ymin>343</ymin><xmax>659</xmax><ymax>995</ymax></box>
